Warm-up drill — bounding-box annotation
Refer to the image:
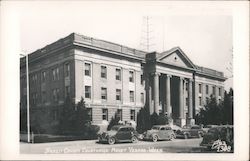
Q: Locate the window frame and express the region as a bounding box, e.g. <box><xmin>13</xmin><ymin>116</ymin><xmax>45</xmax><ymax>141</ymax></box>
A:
<box><xmin>115</xmin><ymin>68</ymin><xmax>121</xmax><ymax>81</ymax></box>
<box><xmin>85</xmin><ymin>86</ymin><xmax>91</xmax><ymax>99</ymax></box>
<box><xmin>129</xmin><ymin>90</ymin><xmax>135</xmax><ymax>102</ymax></box>
<box><xmin>101</xmin><ymin>65</ymin><xmax>107</xmax><ymax>79</ymax></box>
<box><xmin>84</xmin><ymin>63</ymin><xmax>91</xmax><ymax>76</ymax></box>
<box><xmin>129</xmin><ymin>71</ymin><xmax>134</xmax><ymax>83</ymax></box>
<box><xmin>102</xmin><ymin>108</ymin><xmax>108</xmax><ymax>121</ymax></box>
<box><xmin>101</xmin><ymin>87</ymin><xmax>107</xmax><ymax>100</ymax></box>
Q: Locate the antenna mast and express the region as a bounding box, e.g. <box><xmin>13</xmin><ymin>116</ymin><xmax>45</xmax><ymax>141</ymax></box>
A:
<box><xmin>140</xmin><ymin>16</ymin><xmax>155</xmax><ymax>52</ymax></box>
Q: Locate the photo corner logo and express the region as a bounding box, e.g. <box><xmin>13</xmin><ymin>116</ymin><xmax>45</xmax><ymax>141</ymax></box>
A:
<box><xmin>211</xmin><ymin>139</ymin><xmax>231</xmax><ymax>152</ymax></box>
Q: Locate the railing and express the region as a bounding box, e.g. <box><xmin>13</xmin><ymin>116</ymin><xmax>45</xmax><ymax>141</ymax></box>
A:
<box><xmin>196</xmin><ymin>66</ymin><xmax>224</xmax><ymax>77</ymax></box>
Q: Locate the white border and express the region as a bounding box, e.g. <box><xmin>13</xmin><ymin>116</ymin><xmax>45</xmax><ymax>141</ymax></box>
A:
<box><xmin>0</xmin><ymin>1</ymin><xmax>249</xmax><ymax>160</ymax></box>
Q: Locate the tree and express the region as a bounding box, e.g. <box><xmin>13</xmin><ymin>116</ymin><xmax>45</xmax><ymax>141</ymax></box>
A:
<box><xmin>194</xmin><ymin>88</ymin><xmax>234</xmax><ymax>125</ymax></box>
<box><xmin>136</xmin><ymin>107</ymin><xmax>151</xmax><ymax>133</ymax></box>
<box><xmin>107</xmin><ymin>112</ymin><xmax>120</xmax><ymax>130</ymax></box>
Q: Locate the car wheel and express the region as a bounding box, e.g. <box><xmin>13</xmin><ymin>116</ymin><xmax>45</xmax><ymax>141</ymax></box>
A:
<box><xmin>184</xmin><ymin>133</ymin><xmax>188</xmax><ymax>139</ymax></box>
<box><xmin>170</xmin><ymin>134</ymin><xmax>175</xmax><ymax>141</ymax></box>
<box><xmin>131</xmin><ymin>136</ymin><xmax>138</xmax><ymax>143</ymax></box>
<box><xmin>108</xmin><ymin>137</ymin><xmax>115</xmax><ymax>145</ymax></box>
<box><xmin>152</xmin><ymin>135</ymin><xmax>158</xmax><ymax>142</ymax></box>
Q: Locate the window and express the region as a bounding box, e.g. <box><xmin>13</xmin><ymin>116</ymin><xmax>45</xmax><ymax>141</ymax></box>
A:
<box><xmin>219</xmin><ymin>87</ymin><xmax>221</xmax><ymax>96</ymax></box>
<box><xmin>115</xmin><ymin>68</ymin><xmax>121</xmax><ymax>80</ymax></box>
<box><xmin>117</xmin><ymin>109</ymin><xmax>122</xmax><ymax>121</ymax></box>
<box><xmin>52</xmin><ymin>68</ymin><xmax>59</xmax><ymax>81</ymax></box>
<box><xmin>101</xmin><ymin>87</ymin><xmax>107</xmax><ymax>100</ymax></box>
<box><xmin>140</xmin><ymin>93</ymin><xmax>144</xmax><ymax>104</ymax></box>
<box><xmin>129</xmin><ymin>71</ymin><xmax>134</xmax><ymax>82</ymax></box>
<box><xmin>85</xmin><ymin>86</ymin><xmax>91</xmax><ymax>99</ymax></box>
<box><xmin>65</xmin><ymin>63</ymin><xmax>70</xmax><ymax>77</ymax></box>
<box><xmin>186</xmin><ymin>97</ymin><xmax>188</xmax><ymax>106</ymax></box>
<box><xmin>129</xmin><ymin>91</ymin><xmax>134</xmax><ymax>102</ymax></box>
<box><xmin>185</xmin><ymin>82</ymin><xmax>188</xmax><ymax>91</ymax></box>
<box><xmin>116</xmin><ymin>89</ymin><xmax>121</xmax><ymax>101</ymax></box>
<box><xmin>130</xmin><ymin>110</ymin><xmax>135</xmax><ymax>121</ymax></box>
<box><xmin>32</xmin><ymin>93</ymin><xmax>38</xmax><ymax>105</ymax></box>
<box><xmin>140</xmin><ymin>74</ymin><xmax>143</xmax><ymax>85</ymax></box>
<box><xmin>65</xmin><ymin>85</ymin><xmax>70</xmax><ymax>97</ymax></box>
<box><xmin>198</xmin><ymin>84</ymin><xmax>202</xmax><ymax>93</ymax></box>
<box><xmin>87</xmin><ymin>108</ymin><xmax>92</xmax><ymax>121</ymax></box>
<box><xmin>102</xmin><ymin>109</ymin><xmax>108</xmax><ymax>121</ymax></box>
<box><xmin>199</xmin><ymin>97</ymin><xmax>202</xmax><ymax>106</ymax></box>
<box><xmin>206</xmin><ymin>97</ymin><xmax>209</xmax><ymax>105</ymax></box>
<box><xmin>41</xmin><ymin>71</ymin><xmax>46</xmax><ymax>82</ymax></box>
<box><xmin>32</xmin><ymin>74</ymin><xmax>38</xmax><ymax>83</ymax></box>
<box><xmin>101</xmin><ymin>66</ymin><xmax>107</xmax><ymax>78</ymax></box>
<box><xmin>206</xmin><ymin>85</ymin><xmax>209</xmax><ymax>94</ymax></box>
<box><xmin>212</xmin><ymin>86</ymin><xmax>216</xmax><ymax>95</ymax></box>
<box><xmin>42</xmin><ymin>91</ymin><xmax>46</xmax><ymax>103</ymax></box>
<box><xmin>52</xmin><ymin>89</ymin><xmax>59</xmax><ymax>102</ymax></box>
<box><xmin>85</xmin><ymin>63</ymin><xmax>91</xmax><ymax>76</ymax></box>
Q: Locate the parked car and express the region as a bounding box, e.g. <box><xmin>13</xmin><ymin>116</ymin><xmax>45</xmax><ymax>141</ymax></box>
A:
<box><xmin>143</xmin><ymin>125</ymin><xmax>176</xmax><ymax>142</ymax></box>
<box><xmin>98</xmin><ymin>125</ymin><xmax>139</xmax><ymax>145</ymax></box>
<box><xmin>176</xmin><ymin>125</ymin><xmax>204</xmax><ymax>139</ymax></box>
<box><xmin>200</xmin><ymin>125</ymin><xmax>234</xmax><ymax>151</ymax></box>
<box><xmin>171</xmin><ymin>125</ymin><xmax>182</xmax><ymax>134</ymax></box>
<box><xmin>203</xmin><ymin>125</ymin><xmax>218</xmax><ymax>133</ymax></box>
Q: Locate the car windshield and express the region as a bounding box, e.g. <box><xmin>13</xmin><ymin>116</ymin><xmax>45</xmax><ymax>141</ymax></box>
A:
<box><xmin>151</xmin><ymin>126</ymin><xmax>160</xmax><ymax>130</ymax></box>
<box><xmin>111</xmin><ymin>126</ymin><xmax>120</xmax><ymax>131</ymax></box>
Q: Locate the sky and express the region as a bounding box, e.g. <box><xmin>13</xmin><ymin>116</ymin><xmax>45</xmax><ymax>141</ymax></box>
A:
<box><xmin>17</xmin><ymin>1</ymin><xmax>233</xmax><ymax>90</ymax></box>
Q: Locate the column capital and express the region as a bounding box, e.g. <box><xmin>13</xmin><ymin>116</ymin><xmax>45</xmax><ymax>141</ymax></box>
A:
<box><xmin>179</xmin><ymin>77</ymin><xmax>184</xmax><ymax>81</ymax></box>
<box><xmin>151</xmin><ymin>72</ymin><xmax>161</xmax><ymax>76</ymax></box>
<box><xmin>166</xmin><ymin>74</ymin><xmax>172</xmax><ymax>78</ymax></box>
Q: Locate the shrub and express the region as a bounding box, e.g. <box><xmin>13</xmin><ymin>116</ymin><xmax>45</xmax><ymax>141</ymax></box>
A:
<box><xmin>107</xmin><ymin>113</ymin><xmax>120</xmax><ymax>130</ymax></box>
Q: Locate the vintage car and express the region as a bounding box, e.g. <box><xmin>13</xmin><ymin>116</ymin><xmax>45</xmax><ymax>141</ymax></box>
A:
<box><xmin>200</xmin><ymin>125</ymin><xmax>234</xmax><ymax>151</ymax></box>
<box><xmin>98</xmin><ymin>125</ymin><xmax>139</xmax><ymax>145</ymax></box>
<box><xmin>143</xmin><ymin>125</ymin><xmax>176</xmax><ymax>142</ymax></box>
<box><xmin>176</xmin><ymin>125</ymin><xmax>204</xmax><ymax>139</ymax></box>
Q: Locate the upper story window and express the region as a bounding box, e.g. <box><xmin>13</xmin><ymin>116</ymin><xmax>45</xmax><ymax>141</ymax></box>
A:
<box><xmin>52</xmin><ymin>88</ymin><xmax>59</xmax><ymax>102</ymax></box>
<box><xmin>206</xmin><ymin>85</ymin><xmax>209</xmax><ymax>94</ymax></box>
<box><xmin>219</xmin><ymin>87</ymin><xmax>221</xmax><ymax>96</ymax></box>
<box><xmin>52</xmin><ymin>67</ymin><xmax>59</xmax><ymax>81</ymax></box>
<box><xmin>212</xmin><ymin>86</ymin><xmax>216</xmax><ymax>95</ymax></box>
<box><xmin>65</xmin><ymin>63</ymin><xmax>70</xmax><ymax>77</ymax></box>
<box><xmin>198</xmin><ymin>84</ymin><xmax>202</xmax><ymax>93</ymax></box>
<box><xmin>116</xmin><ymin>89</ymin><xmax>121</xmax><ymax>101</ymax></box>
<box><xmin>129</xmin><ymin>91</ymin><xmax>135</xmax><ymax>102</ymax></box>
<box><xmin>140</xmin><ymin>93</ymin><xmax>144</xmax><ymax>104</ymax></box>
<box><xmin>115</xmin><ymin>68</ymin><xmax>121</xmax><ymax>81</ymax></box>
<box><xmin>101</xmin><ymin>87</ymin><xmax>107</xmax><ymax>100</ymax></box>
<box><xmin>129</xmin><ymin>71</ymin><xmax>134</xmax><ymax>83</ymax></box>
<box><xmin>101</xmin><ymin>66</ymin><xmax>107</xmax><ymax>79</ymax></box>
<box><xmin>85</xmin><ymin>63</ymin><xmax>91</xmax><ymax>76</ymax></box>
<box><xmin>199</xmin><ymin>96</ymin><xmax>202</xmax><ymax>106</ymax></box>
<box><xmin>140</xmin><ymin>74</ymin><xmax>143</xmax><ymax>85</ymax></box>
<box><xmin>85</xmin><ymin>86</ymin><xmax>91</xmax><ymax>99</ymax></box>
<box><xmin>41</xmin><ymin>71</ymin><xmax>46</xmax><ymax>82</ymax></box>
<box><xmin>31</xmin><ymin>74</ymin><xmax>38</xmax><ymax>84</ymax></box>
<box><xmin>65</xmin><ymin>85</ymin><xmax>70</xmax><ymax>97</ymax></box>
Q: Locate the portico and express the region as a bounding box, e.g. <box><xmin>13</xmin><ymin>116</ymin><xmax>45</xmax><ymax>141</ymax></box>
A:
<box><xmin>145</xmin><ymin>48</ymin><xmax>197</xmax><ymax>127</ymax></box>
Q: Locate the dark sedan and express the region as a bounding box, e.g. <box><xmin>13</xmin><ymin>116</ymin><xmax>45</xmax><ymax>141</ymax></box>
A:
<box><xmin>98</xmin><ymin>125</ymin><xmax>139</xmax><ymax>145</ymax></box>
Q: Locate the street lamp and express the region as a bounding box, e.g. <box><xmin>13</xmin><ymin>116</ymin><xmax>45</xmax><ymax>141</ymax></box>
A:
<box><xmin>20</xmin><ymin>53</ymin><xmax>30</xmax><ymax>143</ymax></box>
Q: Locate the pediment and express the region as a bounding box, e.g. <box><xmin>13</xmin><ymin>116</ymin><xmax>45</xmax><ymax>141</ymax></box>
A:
<box><xmin>157</xmin><ymin>47</ymin><xmax>196</xmax><ymax>69</ymax></box>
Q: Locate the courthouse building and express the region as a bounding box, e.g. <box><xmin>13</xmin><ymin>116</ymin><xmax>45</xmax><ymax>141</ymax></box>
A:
<box><xmin>20</xmin><ymin>33</ymin><xmax>226</xmax><ymax>127</ymax></box>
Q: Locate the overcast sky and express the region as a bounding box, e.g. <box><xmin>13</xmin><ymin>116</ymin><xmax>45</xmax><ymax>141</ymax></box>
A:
<box><xmin>17</xmin><ymin>1</ymin><xmax>233</xmax><ymax>90</ymax></box>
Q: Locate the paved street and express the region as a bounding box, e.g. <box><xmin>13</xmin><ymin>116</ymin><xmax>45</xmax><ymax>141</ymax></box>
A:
<box><xmin>20</xmin><ymin>138</ymin><xmax>204</xmax><ymax>154</ymax></box>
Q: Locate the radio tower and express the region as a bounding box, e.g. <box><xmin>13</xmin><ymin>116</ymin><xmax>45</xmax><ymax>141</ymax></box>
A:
<box><xmin>140</xmin><ymin>16</ymin><xmax>155</xmax><ymax>52</ymax></box>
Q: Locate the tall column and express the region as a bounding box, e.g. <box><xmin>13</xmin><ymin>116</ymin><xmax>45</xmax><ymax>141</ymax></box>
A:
<box><xmin>166</xmin><ymin>75</ymin><xmax>172</xmax><ymax>117</ymax></box>
<box><xmin>154</xmin><ymin>73</ymin><xmax>160</xmax><ymax>114</ymax></box>
<box><xmin>188</xmin><ymin>79</ymin><xmax>193</xmax><ymax>118</ymax></box>
<box><xmin>179</xmin><ymin>77</ymin><xmax>184</xmax><ymax>119</ymax></box>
